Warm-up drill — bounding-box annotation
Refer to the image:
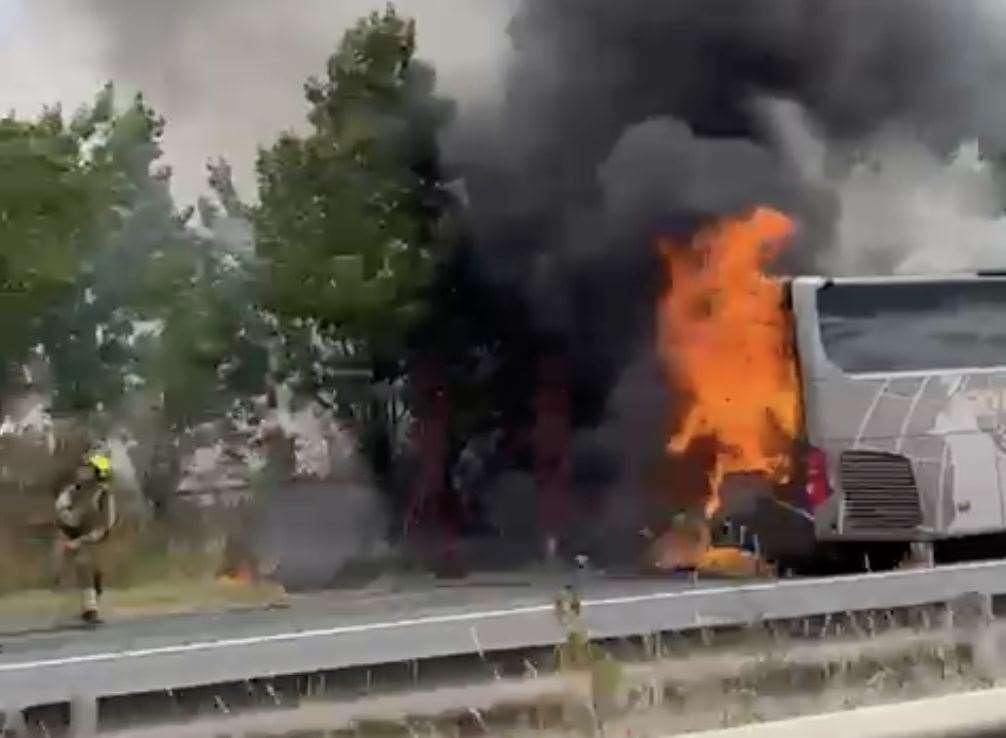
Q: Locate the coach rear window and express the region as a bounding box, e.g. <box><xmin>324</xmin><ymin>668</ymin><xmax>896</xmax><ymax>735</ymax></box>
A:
<box><xmin>817</xmin><ymin>281</ymin><xmax>1006</xmax><ymax>373</ymax></box>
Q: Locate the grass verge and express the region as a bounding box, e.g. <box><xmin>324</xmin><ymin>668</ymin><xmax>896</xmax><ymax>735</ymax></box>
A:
<box><xmin>0</xmin><ymin>577</ymin><xmax>288</xmax><ymax>633</ymax></box>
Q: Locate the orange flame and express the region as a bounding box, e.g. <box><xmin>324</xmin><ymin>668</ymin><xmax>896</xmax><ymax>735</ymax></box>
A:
<box><xmin>217</xmin><ymin>567</ymin><xmax>255</xmax><ymax>591</ymax></box>
<box><xmin>658</xmin><ymin>207</ymin><xmax>800</xmax><ymax>518</ymax></box>
<box><xmin>647</xmin><ymin>516</ymin><xmax>776</xmax><ymax>577</ymax></box>
<box><xmin>217</xmin><ymin>566</ymin><xmax>254</xmax><ymax>585</ymax></box>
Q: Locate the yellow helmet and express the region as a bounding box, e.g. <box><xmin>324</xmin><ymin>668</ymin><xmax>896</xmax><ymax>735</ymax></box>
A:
<box><xmin>88</xmin><ymin>454</ymin><xmax>112</xmax><ymax>481</ymax></box>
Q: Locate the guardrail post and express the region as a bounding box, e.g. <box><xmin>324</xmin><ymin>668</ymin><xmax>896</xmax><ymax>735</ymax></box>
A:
<box><xmin>69</xmin><ymin>695</ymin><xmax>97</xmax><ymax>737</ymax></box>
<box><xmin>909</xmin><ymin>542</ymin><xmax>935</xmax><ymax>568</ymax></box>
<box><xmin>2</xmin><ymin>705</ymin><xmax>27</xmax><ymax>737</ymax></box>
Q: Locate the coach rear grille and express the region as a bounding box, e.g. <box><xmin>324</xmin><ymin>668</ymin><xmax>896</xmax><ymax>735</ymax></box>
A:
<box><xmin>839</xmin><ymin>450</ymin><xmax>923</xmax><ymax>531</ymax></box>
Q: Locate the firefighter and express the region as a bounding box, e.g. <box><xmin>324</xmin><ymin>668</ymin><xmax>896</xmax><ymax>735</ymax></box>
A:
<box><xmin>55</xmin><ymin>453</ymin><xmax>116</xmax><ymax>624</ymax></box>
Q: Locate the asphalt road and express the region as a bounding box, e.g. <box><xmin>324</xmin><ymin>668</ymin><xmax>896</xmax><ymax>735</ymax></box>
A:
<box><xmin>0</xmin><ymin>570</ymin><xmax>704</xmax><ymax>663</ymax></box>
<box><xmin>0</xmin><ymin>570</ymin><xmax>713</xmax><ymax>711</ymax></box>
<box><xmin>6</xmin><ymin>560</ymin><xmax>1006</xmax><ymax>716</ymax></box>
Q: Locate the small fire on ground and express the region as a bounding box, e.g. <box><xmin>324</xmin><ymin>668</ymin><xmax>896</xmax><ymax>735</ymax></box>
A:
<box><xmin>652</xmin><ymin>207</ymin><xmax>801</xmax><ymax>576</ymax></box>
<box><xmin>217</xmin><ymin>567</ymin><xmax>255</xmax><ymax>585</ymax></box>
<box><xmin>647</xmin><ymin>515</ymin><xmax>773</xmax><ymax>578</ymax></box>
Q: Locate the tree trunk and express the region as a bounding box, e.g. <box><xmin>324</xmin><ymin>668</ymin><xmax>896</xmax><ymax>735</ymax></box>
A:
<box><xmin>405</xmin><ymin>358</ymin><xmax>463</xmax><ymax>576</ymax></box>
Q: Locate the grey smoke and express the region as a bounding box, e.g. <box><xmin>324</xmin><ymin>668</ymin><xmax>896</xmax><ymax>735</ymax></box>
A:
<box><xmin>452</xmin><ymin>0</ymin><xmax>1006</xmax><ymax>288</ymax></box>
<box><xmin>598</xmin><ymin>118</ymin><xmax>787</xmax><ymax>238</ymax></box>
<box><xmin>828</xmin><ymin>138</ymin><xmax>1006</xmax><ymax>275</ymax></box>
<box><xmin>0</xmin><ymin>0</ymin><xmax>518</xmax><ymax>205</ymax></box>
<box><xmin>762</xmin><ymin>99</ymin><xmax>1006</xmax><ymax>275</ymax></box>
<box><xmin>7</xmin><ymin>1</ymin><xmax>1006</xmax><ymax>281</ymax></box>
<box><xmin>446</xmin><ymin>0</ymin><xmax>1006</xmax><ymax>360</ymax></box>
<box><xmin>258</xmin><ymin>481</ymin><xmax>389</xmax><ymax>590</ymax></box>
<box><xmin>574</xmin><ymin>345</ymin><xmax>670</xmax><ymax>561</ymax></box>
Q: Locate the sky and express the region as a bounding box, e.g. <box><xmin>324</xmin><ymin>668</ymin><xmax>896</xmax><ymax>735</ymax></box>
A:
<box><xmin>0</xmin><ymin>0</ymin><xmax>517</xmax><ymax>205</ymax></box>
<box><xmin>0</xmin><ymin>0</ymin><xmax>17</xmax><ymax>41</ymax></box>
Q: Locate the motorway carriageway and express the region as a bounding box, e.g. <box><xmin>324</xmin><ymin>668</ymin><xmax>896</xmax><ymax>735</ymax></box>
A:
<box><xmin>5</xmin><ymin>561</ymin><xmax>1006</xmax><ymax>731</ymax></box>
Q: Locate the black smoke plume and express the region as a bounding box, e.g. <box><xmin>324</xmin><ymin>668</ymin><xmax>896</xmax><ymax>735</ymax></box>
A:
<box><xmin>445</xmin><ymin>0</ymin><xmax>1006</xmax><ymax>556</ymax></box>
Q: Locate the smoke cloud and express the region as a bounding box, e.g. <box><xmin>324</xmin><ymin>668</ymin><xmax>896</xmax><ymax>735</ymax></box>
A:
<box><xmin>444</xmin><ymin>0</ymin><xmax>1006</xmax><ymax>545</ymax></box>
<box><xmin>825</xmin><ymin>137</ymin><xmax>1006</xmax><ymax>276</ymax></box>
<box><xmin>450</xmin><ymin>0</ymin><xmax>1006</xmax><ymax>351</ymax></box>
<box><xmin>0</xmin><ymin>0</ymin><xmax>518</xmax><ymax>205</ymax></box>
<box><xmin>761</xmin><ymin>99</ymin><xmax>1006</xmax><ymax>276</ymax></box>
<box><xmin>454</xmin><ymin>0</ymin><xmax>1006</xmax><ymax>284</ymax></box>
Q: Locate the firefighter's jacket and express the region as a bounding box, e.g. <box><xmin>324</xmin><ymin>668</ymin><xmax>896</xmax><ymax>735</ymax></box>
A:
<box><xmin>55</xmin><ymin>481</ymin><xmax>117</xmax><ymax>544</ymax></box>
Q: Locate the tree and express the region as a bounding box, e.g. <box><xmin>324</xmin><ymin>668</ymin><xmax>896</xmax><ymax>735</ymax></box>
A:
<box><xmin>27</xmin><ymin>86</ymin><xmax>268</xmax><ymax>430</ymax></box>
<box><xmin>0</xmin><ymin>96</ymin><xmax>120</xmax><ymax>406</ymax></box>
<box><xmin>39</xmin><ymin>85</ymin><xmax>183</xmax><ymax>415</ymax></box>
<box><xmin>0</xmin><ymin>84</ymin><xmax>213</xmax><ymax>420</ymax></box>
<box><xmin>253</xmin><ymin>3</ymin><xmax>458</xmax><ymax>418</ymax></box>
<box><xmin>146</xmin><ymin>228</ymin><xmax>268</xmax><ymax>430</ymax></box>
<box><xmin>0</xmin><ymin>85</ymin><xmax>272</xmax><ymax>525</ymax></box>
<box><xmin>251</xmin><ymin>9</ymin><xmax>545</xmax><ymax>554</ymax></box>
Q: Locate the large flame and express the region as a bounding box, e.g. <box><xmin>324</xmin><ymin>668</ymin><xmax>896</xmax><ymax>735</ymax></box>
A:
<box><xmin>658</xmin><ymin>207</ymin><xmax>800</xmax><ymax>518</ymax></box>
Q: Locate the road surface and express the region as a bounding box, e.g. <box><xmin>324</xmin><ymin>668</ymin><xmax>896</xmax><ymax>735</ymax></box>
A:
<box><xmin>6</xmin><ymin>561</ymin><xmax>1006</xmax><ymax>723</ymax></box>
<box><xmin>0</xmin><ymin>570</ymin><xmax>712</xmax><ymax>711</ymax></box>
<box><xmin>0</xmin><ymin>571</ymin><xmax>705</xmax><ymax>662</ymax></box>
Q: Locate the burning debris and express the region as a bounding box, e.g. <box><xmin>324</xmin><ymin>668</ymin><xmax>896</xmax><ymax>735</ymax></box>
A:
<box><xmin>646</xmin><ymin>512</ymin><xmax>772</xmax><ymax>578</ymax></box>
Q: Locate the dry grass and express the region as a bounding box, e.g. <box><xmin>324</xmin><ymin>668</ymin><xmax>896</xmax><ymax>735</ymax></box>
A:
<box><xmin>0</xmin><ymin>515</ymin><xmax>287</xmax><ymax>631</ymax></box>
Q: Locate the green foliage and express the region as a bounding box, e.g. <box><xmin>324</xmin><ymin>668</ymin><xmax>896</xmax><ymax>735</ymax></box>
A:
<box><xmin>40</xmin><ymin>88</ymin><xmax>208</xmax><ymax>417</ymax></box>
<box><xmin>254</xmin><ymin>3</ymin><xmax>457</xmax><ymax>369</ymax></box>
<box><xmin>0</xmin><ymin>84</ymin><xmax>266</xmax><ymax>430</ymax></box>
<box><xmin>557</xmin><ymin>629</ymin><xmax>599</xmax><ymax>671</ymax></box>
<box><xmin>0</xmin><ymin>99</ymin><xmax>119</xmax><ymax>391</ymax></box>
<box><xmin>151</xmin><ymin>241</ymin><xmax>268</xmax><ymax>428</ymax></box>
<box><xmin>591</xmin><ymin>654</ymin><xmax>625</xmax><ymax>723</ymax></box>
<box><xmin>1</xmin><ymin>5</ymin><xmax>481</xmax><ymax>482</ymax></box>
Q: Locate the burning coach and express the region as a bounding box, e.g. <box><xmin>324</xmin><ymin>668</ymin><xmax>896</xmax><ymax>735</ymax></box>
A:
<box><xmin>659</xmin><ymin>208</ymin><xmax>1006</xmax><ymax>573</ymax></box>
<box><xmin>790</xmin><ymin>272</ymin><xmax>1006</xmax><ymax>568</ymax></box>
